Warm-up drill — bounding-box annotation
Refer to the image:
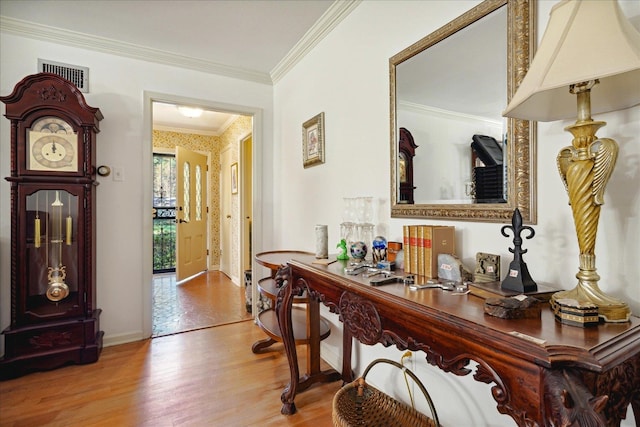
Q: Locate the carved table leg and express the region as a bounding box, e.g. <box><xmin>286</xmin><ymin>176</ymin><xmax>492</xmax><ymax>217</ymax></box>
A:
<box><xmin>275</xmin><ymin>265</ymin><xmax>341</xmax><ymax>415</ymax></box>
<box><xmin>592</xmin><ymin>354</ymin><xmax>640</xmax><ymax>427</ymax></box>
<box><xmin>275</xmin><ymin>265</ymin><xmax>299</xmax><ymax>415</ymax></box>
<box><xmin>251</xmin><ymin>337</ymin><xmax>277</xmax><ymax>353</ymax></box>
<box><xmin>543</xmin><ymin>368</ymin><xmax>608</xmax><ymax>426</ymax></box>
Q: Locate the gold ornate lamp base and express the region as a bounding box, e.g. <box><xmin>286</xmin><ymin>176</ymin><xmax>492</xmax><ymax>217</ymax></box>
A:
<box><xmin>550</xmin><ymin>255</ymin><xmax>630</xmax><ymax>324</ymax></box>
<box><xmin>551</xmin><ymin>81</ymin><xmax>631</xmax><ymax>324</ymax></box>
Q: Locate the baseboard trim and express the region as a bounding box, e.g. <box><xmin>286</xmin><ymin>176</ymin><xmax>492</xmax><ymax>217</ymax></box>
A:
<box><xmin>103</xmin><ymin>331</ymin><xmax>147</xmax><ymax>348</ymax></box>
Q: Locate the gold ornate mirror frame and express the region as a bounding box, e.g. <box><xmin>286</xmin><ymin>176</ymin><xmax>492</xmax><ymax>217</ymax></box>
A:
<box><xmin>390</xmin><ymin>0</ymin><xmax>537</xmax><ymax>223</ymax></box>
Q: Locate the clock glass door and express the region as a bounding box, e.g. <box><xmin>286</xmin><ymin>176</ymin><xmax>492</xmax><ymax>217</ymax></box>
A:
<box><xmin>25</xmin><ymin>187</ymin><xmax>82</xmax><ymax>319</ymax></box>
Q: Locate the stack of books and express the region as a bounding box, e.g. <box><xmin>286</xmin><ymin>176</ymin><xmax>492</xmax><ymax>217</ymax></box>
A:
<box><xmin>402</xmin><ymin>225</ymin><xmax>456</xmax><ymax>278</ymax></box>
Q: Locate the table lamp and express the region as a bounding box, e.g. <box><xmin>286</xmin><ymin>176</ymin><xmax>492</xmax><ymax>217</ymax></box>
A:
<box><xmin>503</xmin><ymin>0</ymin><xmax>640</xmax><ymax>323</ymax></box>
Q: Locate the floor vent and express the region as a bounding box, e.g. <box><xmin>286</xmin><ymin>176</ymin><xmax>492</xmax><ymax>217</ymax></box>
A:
<box><xmin>38</xmin><ymin>59</ymin><xmax>89</xmax><ymax>93</ymax></box>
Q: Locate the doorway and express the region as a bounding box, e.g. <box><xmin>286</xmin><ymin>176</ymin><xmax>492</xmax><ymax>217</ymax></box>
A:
<box><xmin>146</xmin><ymin>95</ymin><xmax>260</xmax><ymax>337</ymax></box>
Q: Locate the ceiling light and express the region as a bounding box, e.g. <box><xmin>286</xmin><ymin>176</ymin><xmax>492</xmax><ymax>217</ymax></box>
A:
<box><xmin>177</xmin><ymin>106</ymin><xmax>204</xmax><ymax>118</ymax></box>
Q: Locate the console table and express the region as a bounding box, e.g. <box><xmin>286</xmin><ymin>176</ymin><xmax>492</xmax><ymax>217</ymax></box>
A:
<box><xmin>275</xmin><ymin>254</ymin><xmax>640</xmax><ymax>426</ymax></box>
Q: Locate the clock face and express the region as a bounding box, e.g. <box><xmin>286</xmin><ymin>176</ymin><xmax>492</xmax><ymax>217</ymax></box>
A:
<box><xmin>27</xmin><ymin>117</ymin><xmax>78</xmax><ymax>172</ymax></box>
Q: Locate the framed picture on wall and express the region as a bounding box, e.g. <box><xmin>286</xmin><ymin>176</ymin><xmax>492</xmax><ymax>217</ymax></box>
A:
<box><xmin>231</xmin><ymin>162</ymin><xmax>238</xmax><ymax>194</ymax></box>
<box><xmin>302</xmin><ymin>112</ymin><xmax>325</xmax><ymax>168</ymax></box>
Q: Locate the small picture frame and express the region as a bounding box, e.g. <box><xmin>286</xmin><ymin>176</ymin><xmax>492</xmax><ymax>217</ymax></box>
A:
<box><xmin>302</xmin><ymin>112</ymin><xmax>325</xmax><ymax>168</ymax></box>
<box><xmin>231</xmin><ymin>162</ymin><xmax>238</xmax><ymax>194</ymax></box>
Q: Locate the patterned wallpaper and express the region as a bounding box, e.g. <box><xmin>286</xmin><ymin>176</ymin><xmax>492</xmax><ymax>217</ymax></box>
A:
<box><xmin>217</xmin><ymin>115</ymin><xmax>252</xmax><ymax>280</ymax></box>
<box><xmin>152</xmin><ymin>114</ymin><xmax>251</xmax><ymax>280</ymax></box>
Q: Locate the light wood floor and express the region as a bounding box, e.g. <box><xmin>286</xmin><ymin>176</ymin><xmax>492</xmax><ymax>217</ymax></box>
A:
<box><xmin>1</xmin><ymin>271</ymin><xmax>339</xmax><ymax>426</ymax></box>
<box><xmin>153</xmin><ymin>271</ymin><xmax>252</xmax><ymax>337</ymax></box>
<box><xmin>0</xmin><ymin>321</ymin><xmax>340</xmax><ymax>426</ymax></box>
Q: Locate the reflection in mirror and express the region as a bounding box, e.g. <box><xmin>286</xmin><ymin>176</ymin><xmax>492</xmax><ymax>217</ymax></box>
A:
<box><xmin>390</xmin><ymin>0</ymin><xmax>537</xmax><ymax>223</ymax></box>
<box><xmin>398</xmin><ymin>127</ymin><xmax>417</xmax><ymax>204</ymax></box>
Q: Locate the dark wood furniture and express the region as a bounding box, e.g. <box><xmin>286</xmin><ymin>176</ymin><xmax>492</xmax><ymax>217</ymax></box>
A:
<box><xmin>0</xmin><ymin>73</ymin><xmax>104</xmax><ymax>379</ymax></box>
<box><xmin>398</xmin><ymin>127</ymin><xmax>417</xmax><ymax>204</ymax></box>
<box><xmin>276</xmin><ymin>253</ymin><xmax>640</xmax><ymax>426</ymax></box>
<box><xmin>253</xmin><ymin>251</ymin><xmax>339</xmax><ymax>389</ymax></box>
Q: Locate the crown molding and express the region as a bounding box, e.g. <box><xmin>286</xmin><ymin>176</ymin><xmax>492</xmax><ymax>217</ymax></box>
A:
<box><xmin>1</xmin><ymin>2</ymin><xmax>360</xmax><ymax>85</ymax></box>
<box><xmin>270</xmin><ymin>0</ymin><xmax>361</xmax><ymax>84</ymax></box>
<box><xmin>0</xmin><ymin>16</ymin><xmax>272</xmax><ymax>84</ymax></box>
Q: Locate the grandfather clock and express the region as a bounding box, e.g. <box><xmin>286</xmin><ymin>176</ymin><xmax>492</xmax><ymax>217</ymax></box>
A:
<box><xmin>0</xmin><ymin>73</ymin><xmax>104</xmax><ymax>379</ymax></box>
<box><xmin>398</xmin><ymin>127</ymin><xmax>417</xmax><ymax>204</ymax></box>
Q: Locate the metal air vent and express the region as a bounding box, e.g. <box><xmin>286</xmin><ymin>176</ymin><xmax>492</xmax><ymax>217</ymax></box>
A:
<box><xmin>38</xmin><ymin>59</ymin><xmax>89</xmax><ymax>93</ymax></box>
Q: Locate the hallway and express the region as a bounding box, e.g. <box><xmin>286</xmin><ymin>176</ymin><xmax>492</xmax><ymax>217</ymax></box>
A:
<box><xmin>152</xmin><ymin>270</ymin><xmax>252</xmax><ymax>337</ymax></box>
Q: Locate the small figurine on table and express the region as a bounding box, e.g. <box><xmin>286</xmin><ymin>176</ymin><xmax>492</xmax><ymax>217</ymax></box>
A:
<box><xmin>501</xmin><ymin>208</ymin><xmax>537</xmax><ymax>293</ymax></box>
<box><xmin>336</xmin><ymin>239</ymin><xmax>349</xmax><ymax>260</ymax></box>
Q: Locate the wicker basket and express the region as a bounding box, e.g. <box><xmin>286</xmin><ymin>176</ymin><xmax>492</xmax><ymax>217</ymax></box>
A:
<box><xmin>332</xmin><ymin>358</ymin><xmax>440</xmax><ymax>427</ymax></box>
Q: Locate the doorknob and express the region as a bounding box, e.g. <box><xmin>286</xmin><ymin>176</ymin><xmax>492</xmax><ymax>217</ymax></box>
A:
<box><xmin>177</xmin><ymin>219</ymin><xmax>189</xmax><ymax>223</ymax></box>
<box><xmin>226</xmin><ymin>215</ymin><xmax>231</xmax><ymax>219</ymax></box>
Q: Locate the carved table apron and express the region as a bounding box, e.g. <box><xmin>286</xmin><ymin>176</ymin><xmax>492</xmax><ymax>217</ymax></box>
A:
<box><xmin>275</xmin><ymin>255</ymin><xmax>640</xmax><ymax>426</ymax></box>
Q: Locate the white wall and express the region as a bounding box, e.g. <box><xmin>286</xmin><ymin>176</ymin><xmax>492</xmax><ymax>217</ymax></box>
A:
<box><xmin>273</xmin><ymin>1</ymin><xmax>639</xmax><ymax>425</ymax></box>
<box><xmin>0</xmin><ymin>33</ymin><xmax>274</xmax><ymax>346</ymax></box>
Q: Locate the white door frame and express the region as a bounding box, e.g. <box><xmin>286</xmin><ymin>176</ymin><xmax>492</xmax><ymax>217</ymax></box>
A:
<box><xmin>142</xmin><ymin>91</ymin><xmax>263</xmax><ymax>338</ymax></box>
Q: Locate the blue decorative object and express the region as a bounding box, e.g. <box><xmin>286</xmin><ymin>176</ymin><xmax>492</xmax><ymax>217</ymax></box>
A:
<box><xmin>350</xmin><ymin>241</ymin><xmax>367</xmax><ymax>260</ymax></box>
<box><xmin>372</xmin><ymin>236</ymin><xmax>387</xmax><ymax>263</ymax></box>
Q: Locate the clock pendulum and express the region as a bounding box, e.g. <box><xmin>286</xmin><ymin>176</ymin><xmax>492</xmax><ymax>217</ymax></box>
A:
<box><xmin>45</xmin><ymin>190</ymin><xmax>71</xmax><ymax>302</ymax></box>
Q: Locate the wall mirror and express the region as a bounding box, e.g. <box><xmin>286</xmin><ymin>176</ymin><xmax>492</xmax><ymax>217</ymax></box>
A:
<box><xmin>390</xmin><ymin>0</ymin><xmax>537</xmax><ymax>223</ymax></box>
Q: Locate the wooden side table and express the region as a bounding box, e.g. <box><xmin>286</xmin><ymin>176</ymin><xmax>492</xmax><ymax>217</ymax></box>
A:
<box><xmin>252</xmin><ymin>251</ymin><xmax>340</xmax><ymax>389</ymax></box>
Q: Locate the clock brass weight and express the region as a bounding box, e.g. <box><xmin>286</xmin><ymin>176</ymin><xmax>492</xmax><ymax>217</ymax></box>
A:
<box><xmin>0</xmin><ymin>73</ymin><xmax>104</xmax><ymax>379</ymax></box>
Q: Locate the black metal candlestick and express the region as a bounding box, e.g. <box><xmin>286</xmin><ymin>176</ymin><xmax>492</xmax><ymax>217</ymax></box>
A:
<box><xmin>501</xmin><ymin>208</ymin><xmax>537</xmax><ymax>293</ymax></box>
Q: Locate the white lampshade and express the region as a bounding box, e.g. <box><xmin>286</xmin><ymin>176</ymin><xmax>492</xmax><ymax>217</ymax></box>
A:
<box><xmin>503</xmin><ymin>0</ymin><xmax>640</xmax><ymax>122</ymax></box>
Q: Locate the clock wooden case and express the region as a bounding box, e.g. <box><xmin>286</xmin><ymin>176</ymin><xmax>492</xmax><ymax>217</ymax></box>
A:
<box><xmin>0</xmin><ymin>73</ymin><xmax>104</xmax><ymax>379</ymax></box>
<box><xmin>398</xmin><ymin>127</ymin><xmax>417</xmax><ymax>204</ymax></box>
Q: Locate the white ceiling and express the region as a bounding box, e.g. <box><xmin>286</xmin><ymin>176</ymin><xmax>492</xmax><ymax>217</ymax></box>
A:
<box><xmin>0</xmin><ymin>0</ymin><xmax>341</xmax><ymax>133</ymax></box>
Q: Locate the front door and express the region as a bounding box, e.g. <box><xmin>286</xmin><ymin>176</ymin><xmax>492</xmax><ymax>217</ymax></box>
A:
<box><xmin>176</xmin><ymin>146</ymin><xmax>208</xmax><ymax>282</ymax></box>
